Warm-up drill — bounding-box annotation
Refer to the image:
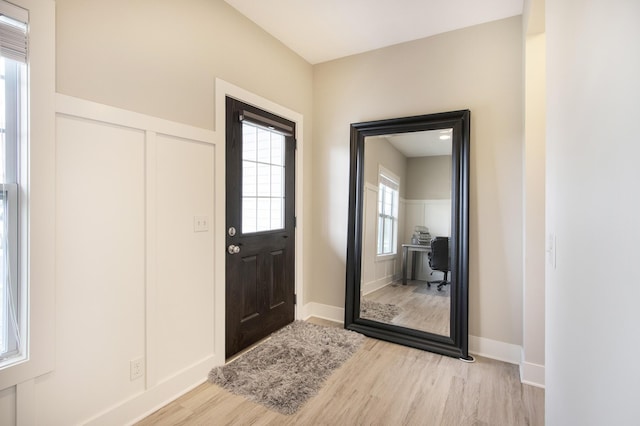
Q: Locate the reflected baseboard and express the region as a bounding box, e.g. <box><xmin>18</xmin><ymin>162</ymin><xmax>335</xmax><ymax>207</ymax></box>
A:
<box><xmin>362</xmin><ymin>277</ymin><xmax>394</xmax><ymax>296</ymax></box>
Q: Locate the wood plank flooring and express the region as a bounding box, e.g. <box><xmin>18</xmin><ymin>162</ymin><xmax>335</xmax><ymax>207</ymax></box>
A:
<box><xmin>137</xmin><ymin>318</ymin><xmax>544</xmax><ymax>425</ymax></box>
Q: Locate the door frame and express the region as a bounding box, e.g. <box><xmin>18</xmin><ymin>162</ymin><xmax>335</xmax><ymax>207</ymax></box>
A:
<box><xmin>213</xmin><ymin>78</ymin><xmax>305</xmax><ymax>365</ymax></box>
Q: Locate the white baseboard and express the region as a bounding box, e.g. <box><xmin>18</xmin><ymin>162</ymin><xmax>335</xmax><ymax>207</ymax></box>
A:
<box><xmin>520</xmin><ymin>360</ymin><xmax>545</xmax><ymax>388</ymax></box>
<box><xmin>302</xmin><ymin>302</ymin><xmax>344</xmax><ymax>323</ymax></box>
<box><xmin>83</xmin><ymin>355</ymin><xmax>216</xmax><ymax>426</ymax></box>
<box><xmin>468</xmin><ymin>335</ymin><xmax>521</xmax><ymax>365</ymax></box>
<box><xmin>303</xmin><ymin>303</ymin><xmax>544</xmax><ymax>387</ymax></box>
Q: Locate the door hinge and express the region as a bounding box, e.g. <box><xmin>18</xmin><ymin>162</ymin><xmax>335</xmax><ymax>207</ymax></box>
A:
<box><xmin>293</xmin><ymin>216</ymin><xmax>297</xmax><ymax>228</ymax></box>
<box><xmin>294</xmin><ymin>138</ymin><xmax>298</xmax><ymax>150</ymax></box>
<box><xmin>294</xmin><ymin>294</ymin><xmax>297</xmax><ymax>305</ymax></box>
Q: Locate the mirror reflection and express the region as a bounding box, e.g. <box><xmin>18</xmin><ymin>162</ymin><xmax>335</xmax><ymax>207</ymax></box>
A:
<box><xmin>359</xmin><ymin>129</ymin><xmax>453</xmax><ymax>336</ymax></box>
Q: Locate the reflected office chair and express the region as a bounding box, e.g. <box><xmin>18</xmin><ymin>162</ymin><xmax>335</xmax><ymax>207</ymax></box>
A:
<box><xmin>427</xmin><ymin>237</ymin><xmax>450</xmax><ymax>291</ymax></box>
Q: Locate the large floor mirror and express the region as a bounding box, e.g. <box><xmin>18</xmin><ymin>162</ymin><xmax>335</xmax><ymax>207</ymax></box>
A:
<box><xmin>345</xmin><ymin>110</ymin><xmax>471</xmax><ymax>359</ymax></box>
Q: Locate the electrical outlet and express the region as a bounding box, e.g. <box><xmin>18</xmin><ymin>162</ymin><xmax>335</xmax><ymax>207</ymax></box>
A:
<box><xmin>194</xmin><ymin>216</ymin><xmax>209</xmax><ymax>232</ymax></box>
<box><xmin>130</xmin><ymin>357</ymin><xmax>144</xmax><ymax>381</ymax></box>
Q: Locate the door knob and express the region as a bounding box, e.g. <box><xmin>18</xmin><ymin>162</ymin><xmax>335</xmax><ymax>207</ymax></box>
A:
<box><xmin>227</xmin><ymin>244</ymin><xmax>241</xmax><ymax>254</ymax></box>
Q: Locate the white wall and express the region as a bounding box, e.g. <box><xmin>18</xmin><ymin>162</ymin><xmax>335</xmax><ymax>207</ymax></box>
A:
<box><xmin>312</xmin><ymin>17</ymin><xmax>524</xmax><ymax>347</ymax></box>
<box><xmin>404</xmin><ymin>200</ymin><xmax>452</xmax><ymax>241</ymax></box>
<box><xmin>546</xmin><ymin>0</ymin><xmax>640</xmax><ymax>424</ymax></box>
<box><xmin>49</xmin><ymin>111</ymin><xmax>146</xmax><ymax>425</ymax></box>
<box><xmin>0</xmin><ymin>387</ymin><xmax>15</xmax><ymax>425</ymax></box>
<box><xmin>25</xmin><ymin>96</ymin><xmax>218</xmax><ymax>426</ymax></box>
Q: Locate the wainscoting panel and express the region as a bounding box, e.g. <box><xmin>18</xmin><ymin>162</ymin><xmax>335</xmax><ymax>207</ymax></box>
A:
<box><xmin>29</xmin><ymin>95</ymin><xmax>220</xmax><ymax>426</ymax></box>
<box><xmin>53</xmin><ymin>112</ymin><xmax>147</xmax><ymax>424</ymax></box>
<box><xmin>153</xmin><ymin>134</ymin><xmax>215</xmax><ymax>385</ymax></box>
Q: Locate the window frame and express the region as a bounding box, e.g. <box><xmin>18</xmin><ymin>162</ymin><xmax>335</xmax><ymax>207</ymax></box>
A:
<box><xmin>0</xmin><ymin>0</ymin><xmax>55</xmax><ymax>388</ymax></box>
<box><xmin>0</xmin><ymin>2</ymin><xmax>27</xmax><ymax>368</ymax></box>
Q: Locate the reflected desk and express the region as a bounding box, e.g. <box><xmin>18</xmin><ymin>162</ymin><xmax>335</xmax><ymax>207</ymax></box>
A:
<box><xmin>402</xmin><ymin>244</ymin><xmax>431</xmax><ymax>285</ymax></box>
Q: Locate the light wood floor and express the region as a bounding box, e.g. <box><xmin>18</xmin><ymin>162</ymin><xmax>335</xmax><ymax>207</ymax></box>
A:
<box><xmin>137</xmin><ymin>318</ymin><xmax>544</xmax><ymax>425</ymax></box>
<box><xmin>364</xmin><ymin>279</ymin><xmax>450</xmax><ymax>335</ymax></box>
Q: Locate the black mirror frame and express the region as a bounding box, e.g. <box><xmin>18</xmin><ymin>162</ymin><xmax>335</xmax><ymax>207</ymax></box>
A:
<box><xmin>345</xmin><ymin>110</ymin><xmax>471</xmax><ymax>360</ymax></box>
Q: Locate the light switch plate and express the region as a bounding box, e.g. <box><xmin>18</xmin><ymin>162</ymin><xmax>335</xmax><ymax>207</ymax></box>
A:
<box><xmin>194</xmin><ymin>216</ymin><xmax>209</xmax><ymax>232</ymax></box>
<box><xmin>546</xmin><ymin>234</ymin><xmax>556</xmax><ymax>268</ymax></box>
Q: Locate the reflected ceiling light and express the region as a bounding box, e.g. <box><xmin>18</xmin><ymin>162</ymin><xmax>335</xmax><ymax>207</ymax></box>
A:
<box><xmin>440</xmin><ymin>135</ymin><xmax>451</xmax><ymax>140</ymax></box>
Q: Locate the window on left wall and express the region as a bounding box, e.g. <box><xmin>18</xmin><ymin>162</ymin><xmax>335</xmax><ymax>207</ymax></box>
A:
<box><xmin>0</xmin><ymin>5</ymin><xmax>28</xmax><ymax>367</ymax></box>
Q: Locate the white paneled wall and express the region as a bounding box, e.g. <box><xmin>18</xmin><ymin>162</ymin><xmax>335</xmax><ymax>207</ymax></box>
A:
<box><xmin>403</xmin><ymin>199</ymin><xmax>451</xmax><ymax>281</ymax></box>
<box><xmin>404</xmin><ymin>199</ymin><xmax>451</xmax><ymax>240</ymax></box>
<box><xmin>48</xmin><ymin>115</ymin><xmax>147</xmax><ymax>424</ymax></box>
<box><xmin>153</xmin><ymin>134</ymin><xmax>215</xmax><ymax>385</ymax></box>
<box><xmin>24</xmin><ymin>95</ymin><xmax>220</xmax><ymax>426</ymax></box>
<box><xmin>0</xmin><ymin>387</ymin><xmax>16</xmax><ymax>425</ymax></box>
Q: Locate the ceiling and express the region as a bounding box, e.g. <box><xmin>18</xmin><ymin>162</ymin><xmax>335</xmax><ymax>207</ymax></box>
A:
<box><xmin>385</xmin><ymin>130</ymin><xmax>452</xmax><ymax>158</ymax></box>
<box><xmin>224</xmin><ymin>0</ymin><xmax>524</xmax><ymax>64</ymax></box>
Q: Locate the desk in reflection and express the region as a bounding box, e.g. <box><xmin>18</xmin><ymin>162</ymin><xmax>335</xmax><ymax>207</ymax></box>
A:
<box><xmin>401</xmin><ymin>244</ymin><xmax>432</xmax><ymax>285</ymax></box>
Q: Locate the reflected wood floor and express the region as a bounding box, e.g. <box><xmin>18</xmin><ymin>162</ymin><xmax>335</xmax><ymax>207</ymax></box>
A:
<box><xmin>364</xmin><ymin>279</ymin><xmax>450</xmax><ymax>335</ymax></box>
<box><xmin>137</xmin><ymin>318</ymin><xmax>544</xmax><ymax>426</ymax></box>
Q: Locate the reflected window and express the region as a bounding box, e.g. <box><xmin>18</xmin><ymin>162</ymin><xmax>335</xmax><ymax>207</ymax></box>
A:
<box><xmin>377</xmin><ymin>168</ymin><xmax>399</xmax><ymax>255</ymax></box>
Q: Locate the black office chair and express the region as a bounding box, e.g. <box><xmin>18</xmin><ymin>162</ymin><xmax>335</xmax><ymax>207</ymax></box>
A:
<box><xmin>427</xmin><ymin>237</ymin><xmax>450</xmax><ymax>291</ymax></box>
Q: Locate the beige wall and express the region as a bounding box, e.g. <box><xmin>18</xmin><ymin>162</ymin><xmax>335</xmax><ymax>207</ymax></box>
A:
<box><xmin>56</xmin><ymin>0</ymin><xmax>313</xmax><ymax>133</ymax></box>
<box><xmin>406</xmin><ymin>155</ymin><xmax>452</xmax><ymax>200</ymax></box>
<box><xmin>312</xmin><ymin>16</ymin><xmax>524</xmax><ymax>345</ymax></box>
<box><xmin>364</xmin><ymin>136</ymin><xmax>407</xmax><ymax>195</ymax></box>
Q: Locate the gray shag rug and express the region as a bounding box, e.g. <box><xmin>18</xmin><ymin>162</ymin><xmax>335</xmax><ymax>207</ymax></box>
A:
<box><xmin>208</xmin><ymin>321</ymin><xmax>365</xmax><ymax>415</ymax></box>
<box><xmin>360</xmin><ymin>299</ymin><xmax>402</xmax><ymax>323</ymax></box>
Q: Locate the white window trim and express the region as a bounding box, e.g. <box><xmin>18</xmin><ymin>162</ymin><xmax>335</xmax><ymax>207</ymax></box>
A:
<box><xmin>0</xmin><ymin>0</ymin><xmax>55</xmax><ymax>389</ymax></box>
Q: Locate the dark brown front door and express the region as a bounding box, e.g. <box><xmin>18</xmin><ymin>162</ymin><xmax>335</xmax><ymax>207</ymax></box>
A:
<box><xmin>225</xmin><ymin>97</ymin><xmax>296</xmax><ymax>358</ymax></box>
